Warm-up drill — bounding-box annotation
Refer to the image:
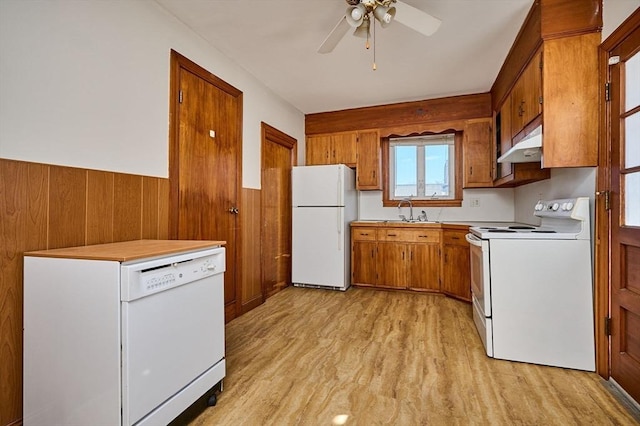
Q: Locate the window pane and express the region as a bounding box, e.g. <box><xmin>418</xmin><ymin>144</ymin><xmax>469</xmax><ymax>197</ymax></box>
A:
<box><xmin>626</xmin><ymin>51</ymin><xmax>640</xmax><ymax>112</ymax></box>
<box><xmin>625</xmin><ymin>111</ymin><xmax>640</xmax><ymax>169</ymax></box>
<box><xmin>625</xmin><ymin>172</ymin><xmax>640</xmax><ymax>227</ymax></box>
<box><xmin>424</xmin><ymin>144</ymin><xmax>450</xmax><ymax>197</ymax></box>
<box><xmin>395</xmin><ymin>145</ymin><xmax>417</xmax><ymax>197</ymax></box>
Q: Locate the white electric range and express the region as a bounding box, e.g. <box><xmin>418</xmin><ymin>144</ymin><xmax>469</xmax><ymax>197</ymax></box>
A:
<box><xmin>465</xmin><ymin>197</ymin><xmax>595</xmax><ymax>371</ymax></box>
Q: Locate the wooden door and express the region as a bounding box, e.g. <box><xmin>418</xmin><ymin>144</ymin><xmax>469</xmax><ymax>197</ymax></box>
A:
<box><xmin>261</xmin><ymin>123</ymin><xmax>296</xmax><ymax>298</ymax></box>
<box><xmin>608</xmin><ymin>20</ymin><xmax>640</xmax><ymax>403</ymax></box>
<box><xmin>170</xmin><ymin>51</ymin><xmax>242</xmax><ymax>322</ymax></box>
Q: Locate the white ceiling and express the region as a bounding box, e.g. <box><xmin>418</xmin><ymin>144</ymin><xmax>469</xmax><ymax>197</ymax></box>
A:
<box><xmin>155</xmin><ymin>0</ymin><xmax>534</xmax><ymax>114</ymax></box>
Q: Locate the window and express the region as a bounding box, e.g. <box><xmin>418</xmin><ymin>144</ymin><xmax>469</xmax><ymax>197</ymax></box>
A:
<box><xmin>385</xmin><ymin>133</ymin><xmax>461</xmax><ymax>206</ymax></box>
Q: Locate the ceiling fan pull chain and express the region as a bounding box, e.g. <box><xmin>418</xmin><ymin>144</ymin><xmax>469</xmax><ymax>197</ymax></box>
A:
<box><xmin>373</xmin><ymin>17</ymin><xmax>377</xmax><ymax>70</ymax></box>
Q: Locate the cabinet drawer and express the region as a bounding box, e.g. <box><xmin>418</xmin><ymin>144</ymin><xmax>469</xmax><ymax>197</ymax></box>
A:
<box><xmin>410</xmin><ymin>230</ymin><xmax>441</xmax><ymax>243</ymax></box>
<box><xmin>443</xmin><ymin>232</ymin><xmax>468</xmax><ymax>246</ymax></box>
<box><xmin>377</xmin><ymin>229</ymin><xmax>415</xmax><ymax>242</ymax></box>
<box><xmin>352</xmin><ymin>228</ymin><xmax>377</xmax><ymax>241</ymax></box>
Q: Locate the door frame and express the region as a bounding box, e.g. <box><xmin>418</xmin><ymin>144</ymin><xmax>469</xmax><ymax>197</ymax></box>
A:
<box><xmin>168</xmin><ymin>50</ymin><xmax>243</xmax><ymax>319</ymax></box>
<box><xmin>595</xmin><ymin>9</ymin><xmax>640</xmax><ymax>379</ymax></box>
<box><xmin>260</xmin><ymin>122</ymin><xmax>297</xmax><ymax>298</ymax></box>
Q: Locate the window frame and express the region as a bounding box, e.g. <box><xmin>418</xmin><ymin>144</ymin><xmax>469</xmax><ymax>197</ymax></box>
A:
<box><xmin>382</xmin><ymin>131</ymin><xmax>463</xmax><ymax>207</ymax></box>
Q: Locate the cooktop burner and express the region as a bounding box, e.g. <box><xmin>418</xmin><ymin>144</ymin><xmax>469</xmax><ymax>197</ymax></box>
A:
<box><xmin>488</xmin><ymin>229</ymin><xmax>517</xmax><ymax>233</ymax></box>
<box><xmin>532</xmin><ymin>230</ymin><xmax>557</xmax><ymax>233</ymax></box>
<box><xmin>509</xmin><ymin>225</ymin><xmax>536</xmax><ymax>230</ymax></box>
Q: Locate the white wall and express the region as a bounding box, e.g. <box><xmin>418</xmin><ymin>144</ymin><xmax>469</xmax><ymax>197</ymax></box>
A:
<box><xmin>0</xmin><ymin>0</ymin><xmax>304</xmax><ymax>187</ymax></box>
<box><xmin>358</xmin><ymin>188</ymin><xmax>515</xmax><ymax>222</ymax></box>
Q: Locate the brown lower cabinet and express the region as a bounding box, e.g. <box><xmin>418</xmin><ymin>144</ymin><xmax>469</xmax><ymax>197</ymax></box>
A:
<box><xmin>351</xmin><ymin>225</ymin><xmax>441</xmax><ymax>293</ymax></box>
<box><xmin>441</xmin><ymin>228</ymin><xmax>472</xmax><ymax>302</ymax></box>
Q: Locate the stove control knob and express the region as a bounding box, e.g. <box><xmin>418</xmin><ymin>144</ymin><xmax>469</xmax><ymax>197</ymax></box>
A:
<box><xmin>551</xmin><ymin>203</ymin><xmax>559</xmax><ymax>211</ymax></box>
<box><xmin>565</xmin><ymin>202</ymin><xmax>574</xmax><ymax>211</ymax></box>
<box><xmin>535</xmin><ymin>203</ymin><xmax>543</xmax><ymax>211</ymax></box>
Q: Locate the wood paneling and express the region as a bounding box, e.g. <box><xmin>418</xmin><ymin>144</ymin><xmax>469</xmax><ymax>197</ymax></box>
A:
<box><xmin>0</xmin><ymin>160</ymin><xmax>47</xmax><ymax>426</ymax></box>
<box><xmin>305</xmin><ymin>93</ymin><xmax>492</xmax><ymax>135</ymax></box>
<box><xmin>0</xmin><ymin>158</ymin><xmax>169</xmax><ymax>425</ymax></box>
<box><xmin>158</xmin><ymin>179</ymin><xmax>170</xmax><ymax>240</ymax></box>
<box><xmin>540</xmin><ymin>0</ymin><xmax>602</xmax><ymax>39</ymax></box>
<box><xmin>241</xmin><ymin>188</ymin><xmax>263</xmax><ymax>313</ymax></box>
<box><xmin>142</xmin><ymin>176</ymin><xmax>159</xmax><ymax>239</ymax></box>
<box><xmin>114</xmin><ymin>174</ymin><xmax>143</xmax><ymax>242</ymax></box>
<box><xmin>48</xmin><ymin>166</ymin><xmax>87</xmax><ymax>249</ymax></box>
<box><xmin>87</xmin><ymin>170</ymin><xmax>114</xmax><ymax>245</ymax></box>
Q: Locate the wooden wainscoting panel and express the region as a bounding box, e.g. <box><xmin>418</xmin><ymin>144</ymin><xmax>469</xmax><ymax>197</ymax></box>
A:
<box><xmin>158</xmin><ymin>178</ymin><xmax>170</xmax><ymax>239</ymax></box>
<box><xmin>0</xmin><ymin>159</ymin><xmax>48</xmax><ymax>425</ymax></box>
<box><xmin>142</xmin><ymin>177</ymin><xmax>159</xmax><ymax>239</ymax></box>
<box><xmin>86</xmin><ymin>170</ymin><xmax>114</xmax><ymax>245</ymax></box>
<box><xmin>241</xmin><ymin>188</ymin><xmax>263</xmax><ymax>313</ymax></box>
<box><xmin>48</xmin><ymin>166</ymin><xmax>87</xmax><ymax>249</ymax></box>
<box><xmin>113</xmin><ymin>174</ymin><xmax>143</xmax><ymax>242</ymax></box>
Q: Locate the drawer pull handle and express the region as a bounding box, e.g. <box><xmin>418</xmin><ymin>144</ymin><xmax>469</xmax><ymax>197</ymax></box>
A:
<box><xmin>418</xmin><ymin>235</ymin><xmax>429</xmax><ymax>238</ymax></box>
<box><xmin>361</xmin><ymin>233</ymin><xmax>369</xmax><ymax>236</ymax></box>
<box><xmin>388</xmin><ymin>233</ymin><xmax>397</xmax><ymax>236</ymax></box>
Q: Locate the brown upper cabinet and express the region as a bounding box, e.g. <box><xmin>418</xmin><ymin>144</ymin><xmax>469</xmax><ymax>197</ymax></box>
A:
<box><xmin>306</xmin><ymin>131</ymin><xmax>357</xmax><ymax>167</ymax></box>
<box><xmin>355</xmin><ymin>130</ymin><xmax>382</xmax><ymax>190</ymax></box>
<box><xmin>491</xmin><ymin>0</ymin><xmax>601</xmax><ymax>173</ymax></box>
<box><xmin>463</xmin><ymin>118</ymin><xmax>494</xmax><ymax>188</ymax></box>
<box><xmin>510</xmin><ymin>50</ymin><xmax>542</xmax><ymax>138</ymax></box>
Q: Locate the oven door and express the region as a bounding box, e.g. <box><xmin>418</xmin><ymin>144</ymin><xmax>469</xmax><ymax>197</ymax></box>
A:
<box><xmin>466</xmin><ymin>233</ymin><xmax>491</xmax><ymax>316</ymax></box>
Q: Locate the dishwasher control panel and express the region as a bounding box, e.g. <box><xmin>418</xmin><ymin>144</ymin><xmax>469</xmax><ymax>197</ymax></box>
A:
<box><xmin>121</xmin><ymin>247</ymin><xmax>225</xmax><ymax>301</ymax></box>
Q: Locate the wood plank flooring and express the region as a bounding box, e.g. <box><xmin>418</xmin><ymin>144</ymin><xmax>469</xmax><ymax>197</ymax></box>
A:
<box><xmin>188</xmin><ymin>287</ymin><xmax>640</xmax><ymax>425</ymax></box>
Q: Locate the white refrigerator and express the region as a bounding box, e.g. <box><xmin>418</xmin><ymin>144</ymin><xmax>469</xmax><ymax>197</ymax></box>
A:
<box><xmin>292</xmin><ymin>164</ymin><xmax>357</xmax><ymax>291</ymax></box>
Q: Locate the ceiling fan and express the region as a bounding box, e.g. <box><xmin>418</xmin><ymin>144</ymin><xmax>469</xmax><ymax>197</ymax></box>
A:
<box><xmin>318</xmin><ymin>0</ymin><xmax>441</xmax><ymax>54</ymax></box>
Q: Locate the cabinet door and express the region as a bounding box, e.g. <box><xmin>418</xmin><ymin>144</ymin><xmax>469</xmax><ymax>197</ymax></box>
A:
<box><xmin>305</xmin><ymin>135</ymin><xmax>332</xmax><ymax>165</ymax></box>
<box><xmin>356</xmin><ymin>130</ymin><xmax>381</xmax><ymax>190</ymax></box>
<box><xmin>496</xmin><ymin>95</ymin><xmax>513</xmax><ymax>180</ymax></box>
<box><xmin>442</xmin><ymin>244</ymin><xmax>471</xmax><ymax>301</ymax></box>
<box><xmin>377</xmin><ymin>242</ymin><xmax>406</xmax><ymax>288</ymax></box>
<box><xmin>332</xmin><ymin>132</ymin><xmax>357</xmax><ymax>167</ymax></box>
<box><xmin>463</xmin><ymin>118</ymin><xmax>493</xmax><ymax>188</ymax></box>
<box><xmin>511</xmin><ymin>51</ymin><xmax>542</xmax><ymax>138</ymax></box>
<box><xmin>408</xmin><ymin>243</ymin><xmax>440</xmax><ymax>291</ymax></box>
<box><xmin>352</xmin><ymin>241</ymin><xmax>377</xmax><ymax>286</ymax></box>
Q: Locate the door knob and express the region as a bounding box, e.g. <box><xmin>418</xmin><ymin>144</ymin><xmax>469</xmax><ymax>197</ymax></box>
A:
<box><xmin>228</xmin><ymin>207</ymin><xmax>239</xmax><ymax>214</ymax></box>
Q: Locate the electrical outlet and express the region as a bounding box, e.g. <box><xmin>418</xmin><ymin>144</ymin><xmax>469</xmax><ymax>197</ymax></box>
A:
<box><xmin>470</xmin><ymin>198</ymin><xmax>480</xmax><ymax>207</ymax></box>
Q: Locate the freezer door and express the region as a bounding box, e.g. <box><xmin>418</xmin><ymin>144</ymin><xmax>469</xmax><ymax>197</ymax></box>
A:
<box><xmin>292</xmin><ymin>207</ymin><xmax>349</xmax><ymax>288</ymax></box>
<box><xmin>292</xmin><ymin>165</ymin><xmax>345</xmax><ymax>207</ymax></box>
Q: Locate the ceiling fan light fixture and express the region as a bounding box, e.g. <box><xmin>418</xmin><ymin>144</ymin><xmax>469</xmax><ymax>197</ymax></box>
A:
<box><xmin>373</xmin><ymin>5</ymin><xmax>395</xmax><ymax>27</ymax></box>
<box><xmin>353</xmin><ymin>16</ymin><xmax>371</xmax><ymax>39</ymax></box>
<box><xmin>346</xmin><ymin>4</ymin><xmax>368</xmax><ymax>27</ymax></box>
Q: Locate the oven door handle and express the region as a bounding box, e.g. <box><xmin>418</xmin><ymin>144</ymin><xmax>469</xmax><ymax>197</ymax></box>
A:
<box><xmin>465</xmin><ymin>233</ymin><xmax>483</xmax><ymax>247</ymax></box>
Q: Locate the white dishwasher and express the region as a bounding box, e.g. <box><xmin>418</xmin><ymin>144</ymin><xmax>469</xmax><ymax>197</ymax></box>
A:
<box><xmin>23</xmin><ymin>240</ymin><xmax>226</xmax><ymax>426</ymax></box>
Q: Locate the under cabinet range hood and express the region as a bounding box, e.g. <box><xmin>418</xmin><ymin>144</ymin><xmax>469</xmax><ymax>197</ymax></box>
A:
<box><xmin>498</xmin><ymin>125</ymin><xmax>542</xmax><ymax>163</ymax></box>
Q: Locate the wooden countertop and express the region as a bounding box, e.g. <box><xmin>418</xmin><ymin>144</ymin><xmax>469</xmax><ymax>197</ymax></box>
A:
<box><xmin>24</xmin><ymin>239</ymin><xmax>226</xmax><ymax>262</ymax></box>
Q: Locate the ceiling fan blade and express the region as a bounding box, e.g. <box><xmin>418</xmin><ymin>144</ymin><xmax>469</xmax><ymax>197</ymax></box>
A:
<box><xmin>317</xmin><ymin>15</ymin><xmax>350</xmax><ymax>54</ymax></box>
<box><xmin>393</xmin><ymin>1</ymin><xmax>441</xmax><ymax>37</ymax></box>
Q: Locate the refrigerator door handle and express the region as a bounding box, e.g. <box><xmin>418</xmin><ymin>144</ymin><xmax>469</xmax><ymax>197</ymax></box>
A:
<box><xmin>337</xmin><ymin>209</ymin><xmax>342</xmax><ymax>250</ymax></box>
<box><xmin>337</xmin><ymin>169</ymin><xmax>343</xmax><ymax>206</ymax></box>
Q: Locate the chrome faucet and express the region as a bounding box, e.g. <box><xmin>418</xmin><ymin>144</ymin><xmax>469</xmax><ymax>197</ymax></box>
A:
<box><xmin>397</xmin><ymin>198</ymin><xmax>413</xmax><ymax>222</ymax></box>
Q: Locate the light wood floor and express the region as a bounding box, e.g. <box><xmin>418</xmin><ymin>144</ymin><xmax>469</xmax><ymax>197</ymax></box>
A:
<box><xmin>189</xmin><ymin>286</ymin><xmax>640</xmax><ymax>425</ymax></box>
